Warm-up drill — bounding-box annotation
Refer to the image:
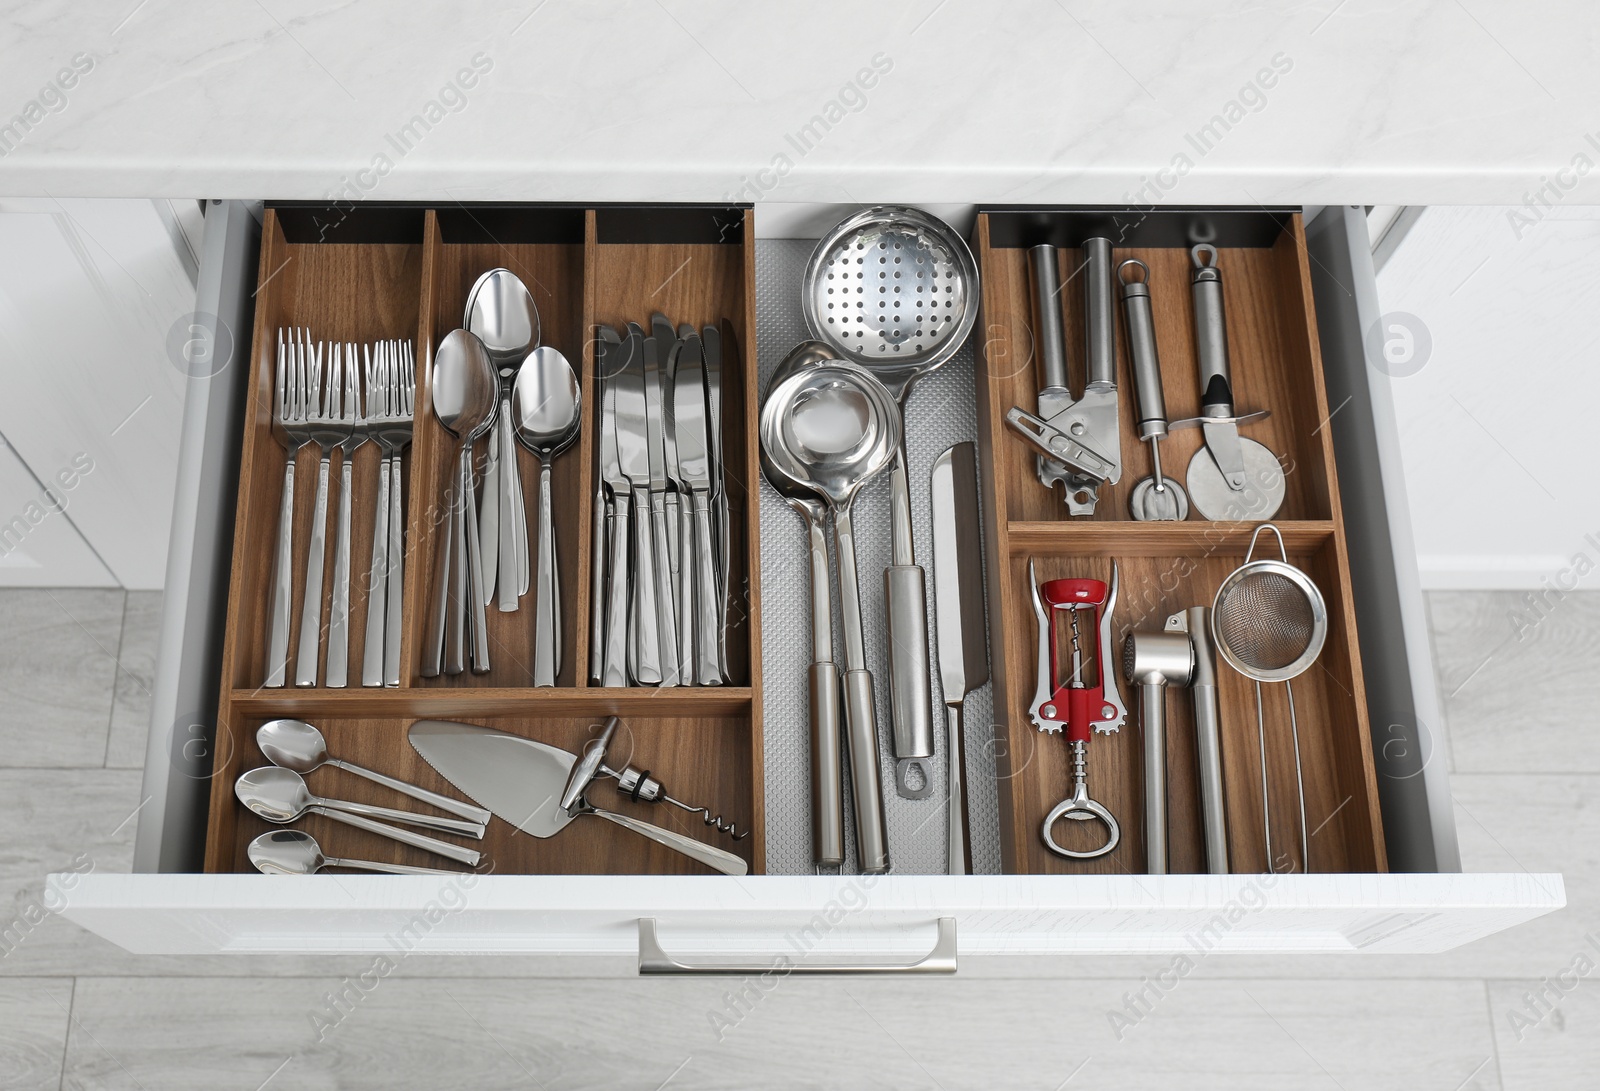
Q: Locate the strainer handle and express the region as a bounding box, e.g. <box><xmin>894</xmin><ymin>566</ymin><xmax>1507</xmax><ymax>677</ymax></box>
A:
<box><xmin>1243</xmin><ymin>522</ymin><xmax>1288</xmax><ymax>565</ymax></box>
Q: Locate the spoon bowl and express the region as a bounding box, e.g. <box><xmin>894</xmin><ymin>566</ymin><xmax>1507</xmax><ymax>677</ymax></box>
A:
<box><xmin>760</xmin><ymin>362</ymin><xmax>899</xmax><ymax>508</ymax></box>
<box><xmin>431</xmin><ymin>329</ymin><xmax>499</xmax><ymax>443</ymax></box>
<box><xmin>256</xmin><ymin>717</ymin><xmax>330</xmax><ymax>775</ymax></box>
<box><xmin>465</xmin><ymin>268</ymin><xmax>540</xmax><ymax>367</ymax></box>
<box><xmin>235</xmin><ymin>765</ymin><xmax>317</xmax><ymax>823</ymax></box>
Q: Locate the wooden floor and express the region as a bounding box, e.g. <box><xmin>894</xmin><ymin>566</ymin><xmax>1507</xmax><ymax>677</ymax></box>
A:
<box><xmin>0</xmin><ymin>587</ymin><xmax>1596</xmax><ymax>1090</ymax></box>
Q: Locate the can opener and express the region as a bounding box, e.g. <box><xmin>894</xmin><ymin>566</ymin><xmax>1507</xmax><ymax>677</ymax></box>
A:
<box><xmin>1004</xmin><ymin>240</ymin><xmax>1123</xmax><ymax>516</ymax></box>
<box><xmin>1028</xmin><ymin>559</ymin><xmax>1127</xmax><ymax>859</ymax></box>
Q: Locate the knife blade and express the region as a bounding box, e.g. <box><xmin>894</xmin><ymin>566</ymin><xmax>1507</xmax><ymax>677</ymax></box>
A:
<box><xmin>407</xmin><ymin>720</ymin><xmax>749</xmax><ymax>875</ymax></box>
<box><xmin>674</xmin><ymin>332</ymin><xmax>721</xmax><ymax>684</ymax></box>
<box><xmin>931</xmin><ymin>441</ymin><xmax>990</xmax><ymax>874</ymax></box>
<box><xmin>654</xmin><ymin>314</ymin><xmax>684</xmax><ymax>593</ymax></box>
<box><xmin>642</xmin><ymin>333</ymin><xmax>681</xmax><ymax>685</ymax></box>
<box><xmin>616</xmin><ymin>324</ymin><xmax>661</xmax><ymax>684</ymax></box>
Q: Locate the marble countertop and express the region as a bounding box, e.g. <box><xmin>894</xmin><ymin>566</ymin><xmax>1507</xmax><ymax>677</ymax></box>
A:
<box><xmin>1</xmin><ymin>1</ymin><xmax>1594</xmax><ymax>206</ymax></box>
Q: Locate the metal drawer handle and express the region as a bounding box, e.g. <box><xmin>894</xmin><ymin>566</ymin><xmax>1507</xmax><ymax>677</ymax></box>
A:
<box><xmin>637</xmin><ymin>917</ymin><xmax>957</xmax><ymax>976</ymax></box>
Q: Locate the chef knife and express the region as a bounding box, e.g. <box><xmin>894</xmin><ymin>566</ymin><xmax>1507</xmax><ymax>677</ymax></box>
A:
<box><xmin>407</xmin><ymin>719</ymin><xmax>747</xmax><ymax>875</ymax></box>
<box><xmin>642</xmin><ymin>333</ymin><xmax>682</xmax><ymax>686</ymax></box>
<box><xmin>931</xmin><ymin>442</ymin><xmax>990</xmax><ymax>874</ymax></box>
<box><xmin>674</xmin><ymin>331</ymin><xmax>722</xmax><ymax>685</ymax></box>
<box><xmin>615</xmin><ymin>324</ymin><xmax>662</xmax><ymax>684</ymax></box>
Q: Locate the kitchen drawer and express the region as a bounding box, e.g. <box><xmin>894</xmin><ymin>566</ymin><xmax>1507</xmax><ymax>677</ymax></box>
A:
<box><xmin>57</xmin><ymin>201</ymin><xmax>1561</xmax><ymax>965</ymax></box>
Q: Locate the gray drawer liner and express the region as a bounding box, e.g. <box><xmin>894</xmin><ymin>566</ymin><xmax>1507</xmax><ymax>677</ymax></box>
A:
<box><xmin>756</xmin><ymin>239</ymin><xmax>999</xmax><ymax>875</ymax></box>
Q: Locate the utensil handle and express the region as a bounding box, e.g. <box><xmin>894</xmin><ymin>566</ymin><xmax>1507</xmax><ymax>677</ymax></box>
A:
<box><xmin>498</xmin><ymin>403</ymin><xmax>522</xmax><ymax>612</ymax></box>
<box><xmin>1082</xmin><ymin>237</ymin><xmax>1116</xmax><ymax>388</ymax></box>
<box><xmin>512</xmin><ymin>434</ymin><xmax>530</xmax><ymax>597</ymax></box>
<box><xmin>691</xmin><ymin>498</ymin><xmax>721</xmax><ymax>686</ymax></box>
<box><xmin>328</xmin><ymin>757</ymin><xmax>493</xmax><ymax>826</ymax></box>
<box><xmin>326</xmin><ymin>455</ymin><xmax>354</xmax><ymax>687</ymax></box>
<box><xmin>676</xmin><ymin>499</ymin><xmax>693</xmax><ymax>681</ymax></box>
<box><xmin>1186</xmin><ymin>606</ymin><xmax>1228</xmax><ymax>874</ymax></box>
<box><xmin>313</xmin><ymin>806</ymin><xmax>481</xmax><ymax>867</ymax></box>
<box><xmin>1121</xmin><ymin>272</ymin><xmax>1168</xmax><ymax>438</ymax></box>
<box><xmin>843</xmin><ymin>668</ymin><xmax>891</xmax><ymax>874</ymax></box>
<box><xmin>265</xmin><ymin>459</ymin><xmax>296</xmax><ymax>687</ymax></box>
<box><xmin>295</xmin><ymin>455</ymin><xmax>332</xmax><ymax>687</ymax></box>
<box><xmin>463</xmin><ymin>447</ymin><xmax>491</xmax><ymax>674</ymax></box>
<box><xmin>715</xmin><ymin>486</ymin><xmax>731</xmax><ymax>680</ymax></box>
<box><xmin>326</xmin><ymin>856</ymin><xmax>467</xmax><ymax>876</ymax></box>
<box><xmin>384</xmin><ymin>449</ymin><xmax>405</xmax><ymax>687</ymax></box>
<box><xmin>479</xmin><ymin>414</ymin><xmax>500</xmax><ymax>607</ymax></box>
<box><xmin>946</xmin><ymin>703</ymin><xmax>969</xmax><ymax>875</ymax></box>
<box><xmin>1142</xmin><ymin>682</ymin><xmax>1168</xmax><ymax>876</ymax></box>
<box><xmin>423</xmin><ymin>460</ymin><xmax>452</xmax><ymax>677</ymax></box>
<box><xmin>361</xmin><ymin>454</ymin><xmax>389</xmax><ymax>687</ymax></box>
<box><xmin>588</xmin><ymin>808</ymin><xmax>747</xmax><ymax>876</ymax></box>
<box><xmin>318</xmin><ymin>796</ymin><xmax>485</xmax><ymax>838</ymax></box>
<box><xmin>649</xmin><ymin>494</ymin><xmax>680</xmax><ymax>686</ymax></box>
<box><xmin>810</xmin><ymin>660</ymin><xmax>845</xmax><ymax>869</ymax></box>
<box><xmin>533</xmin><ymin>460</ymin><xmax>558</xmax><ymax>686</ymax></box>
<box><xmin>589</xmin><ymin>488</ymin><xmax>608</xmax><ymax>684</ymax></box>
<box><xmin>444</xmin><ymin>454</ymin><xmax>468</xmax><ymax>675</ymax></box>
<box><xmin>603</xmin><ymin>492</ymin><xmax>630</xmax><ymax>686</ymax></box>
<box><xmin>885</xmin><ymin>562</ymin><xmax>935</xmax><ymax>766</ymax></box>
<box><xmin>629</xmin><ymin>487</ymin><xmax>662</xmax><ymax>684</ymax></box>
<box><xmin>1190</xmin><ymin>244</ymin><xmax>1233</xmax><ymax>415</ymax></box>
<box><xmin>1030</xmin><ymin>244</ymin><xmax>1068</xmax><ymax>392</ymax></box>
<box><xmin>833</xmin><ymin>505</ymin><xmax>868</xmax><ymax>672</ymax></box>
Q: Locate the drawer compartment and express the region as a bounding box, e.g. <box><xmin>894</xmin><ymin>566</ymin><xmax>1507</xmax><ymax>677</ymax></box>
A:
<box><xmin>202</xmin><ymin>201</ymin><xmax>764</xmax><ymax>875</ymax></box>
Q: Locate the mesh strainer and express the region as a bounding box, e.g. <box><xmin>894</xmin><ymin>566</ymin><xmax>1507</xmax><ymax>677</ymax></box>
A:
<box><xmin>1210</xmin><ymin>524</ymin><xmax>1328</xmax><ymax>872</ymax></box>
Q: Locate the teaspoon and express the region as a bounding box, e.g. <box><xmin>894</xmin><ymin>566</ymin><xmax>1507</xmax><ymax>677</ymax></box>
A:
<box><xmin>248</xmin><ymin>829</ymin><xmax>465</xmax><ymax>876</ymax></box>
<box><xmin>512</xmin><ymin>346</ymin><xmax>582</xmax><ymax>687</ymax></box>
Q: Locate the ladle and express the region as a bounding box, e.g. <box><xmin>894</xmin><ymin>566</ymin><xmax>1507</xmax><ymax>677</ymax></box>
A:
<box><xmin>760</xmin><ymin>360</ymin><xmax>900</xmax><ymax>874</ymax></box>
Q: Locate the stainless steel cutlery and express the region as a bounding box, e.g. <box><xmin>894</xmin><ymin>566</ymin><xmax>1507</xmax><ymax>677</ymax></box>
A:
<box><xmin>592</xmin><ymin>317</ymin><xmax>731</xmax><ymax>687</ymax></box>
<box><xmin>267</xmin><ymin>330</ymin><xmax>415</xmax><ymax>690</ymax></box>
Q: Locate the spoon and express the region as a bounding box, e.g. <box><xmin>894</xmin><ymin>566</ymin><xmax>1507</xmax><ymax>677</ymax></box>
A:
<box><xmin>466</xmin><ymin>269</ymin><xmax>540</xmax><ymax>612</ymax></box>
<box><xmin>761</xmin><ymin>341</ymin><xmax>845</xmax><ymax>870</ymax></box>
<box><xmin>235</xmin><ymin>768</ymin><xmax>482</xmax><ymax>867</ymax></box>
<box><xmin>426</xmin><ymin>329</ymin><xmax>498</xmax><ymax>676</ymax></box>
<box><xmin>760</xmin><ymin>360</ymin><xmax>900</xmax><ymax>874</ymax></box>
<box><xmin>248</xmin><ymin>830</ymin><xmax>466</xmax><ymax>876</ymax></box>
<box><xmin>256</xmin><ymin>718</ymin><xmax>491</xmax><ymax>826</ymax></box>
<box><xmin>235</xmin><ymin>766</ymin><xmax>486</xmax><ymax>838</ymax></box>
<box><xmin>512</xmin><ymin>346</ymin><xmax>583</xmax><ymax>687</ymax></box>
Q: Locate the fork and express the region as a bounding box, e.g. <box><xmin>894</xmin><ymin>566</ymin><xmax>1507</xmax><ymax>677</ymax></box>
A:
<box><xmin>294</xmin><ymin>341</ymin><xmax>347</xmax><ymax>687</ymax></box>
<box><xmin>325</xmin><ymin>344</ymin><xmax>364</xmax><ymax>688</ymax></box>
<box><xmin>361</xmin><ymin>341</ymin><xmax>416</xmax><ymax>687</ymax></box>
<box><xmin>266</xmin><ymin>328</ymin><xmax>313</xmax><ymax>688</ymax></box>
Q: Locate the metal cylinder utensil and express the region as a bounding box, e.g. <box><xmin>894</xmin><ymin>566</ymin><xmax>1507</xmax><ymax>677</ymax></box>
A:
<box><xmin>1123</xmin><ymin>629</ymin><xmax>1194</xmax><ymax>875</ymax></box>
<box><xmin>1030</xmin><ymin>244</ymin><xmax>1068</xmax><ymax>393</ymax></box>
<box><xmin>1183</xmin><ymin>606</ymin><xmax>1229</xmax><ymax>874</ymax></box>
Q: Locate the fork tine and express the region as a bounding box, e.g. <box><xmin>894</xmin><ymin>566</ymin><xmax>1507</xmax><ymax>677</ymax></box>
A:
<box><xmin>403</xmin><ymin>340</ymin><xmax>416</xmax><ymax>417</ymax></box>
<box><xmin>275</xmin><ymin>329</ymin><xmax>286</xmax><ymax>423</ymax></box>
<box><xmin>349</xmin><ymin>343</ymin><xmax>361</xmax><ymax>422</ymax></box>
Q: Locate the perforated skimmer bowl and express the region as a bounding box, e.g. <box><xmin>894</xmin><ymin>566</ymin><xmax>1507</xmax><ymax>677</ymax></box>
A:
<box><xmin>801</xmin><ymin>206</ymin><xmax>980</xmax><ymax>396</ymax></box>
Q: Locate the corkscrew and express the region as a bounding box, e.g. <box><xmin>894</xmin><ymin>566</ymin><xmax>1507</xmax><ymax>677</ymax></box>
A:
<box><xmin>563</xmin><ymin>717</ymin><xmax>747</xmax><ymax>841</ymax></box>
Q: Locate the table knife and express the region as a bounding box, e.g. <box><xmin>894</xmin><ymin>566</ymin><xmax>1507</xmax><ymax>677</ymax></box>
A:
<box><xmin>931</xmin><ymin>442</ymin><xmax>990</xmax><ymax>874</ymax></box>
<box><xmin>615</xmin><ymin>324</ymin><xmax>661</xmax><ymax>684</ymax></box>
<box><xmin>702</xmin><ymin>323</ymin><xmax>730</xmax><ymax>680</ymax></box>
<box><xmin>674</xmin><ymin>331</ymin><xmax>721</xmax><ymax>685</ymax></box>
<box><xmin>596</xmin><ymin>326</ymin><xmax>630</xmax><ymax>686</ymax></box>
<box><xmin>589</xmin><ymin>335</ymin><xmax>610</xmax><ymax>684</ymax></box>
<box><xmin>642</xmin><ymin>332</ymin><xmax>681</xmax><ymax>686</ymax></box>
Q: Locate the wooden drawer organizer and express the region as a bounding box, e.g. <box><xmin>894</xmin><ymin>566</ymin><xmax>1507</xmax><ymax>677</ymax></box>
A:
<box><xmin>972</xmin><ymin>208</ymin><xmax>1387</xmax><ymax>876</ymax></box>
<box><xmin>203</xmin><ymin>203</ymin><xmax>764</xmax><ymax>875</ymax></box>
